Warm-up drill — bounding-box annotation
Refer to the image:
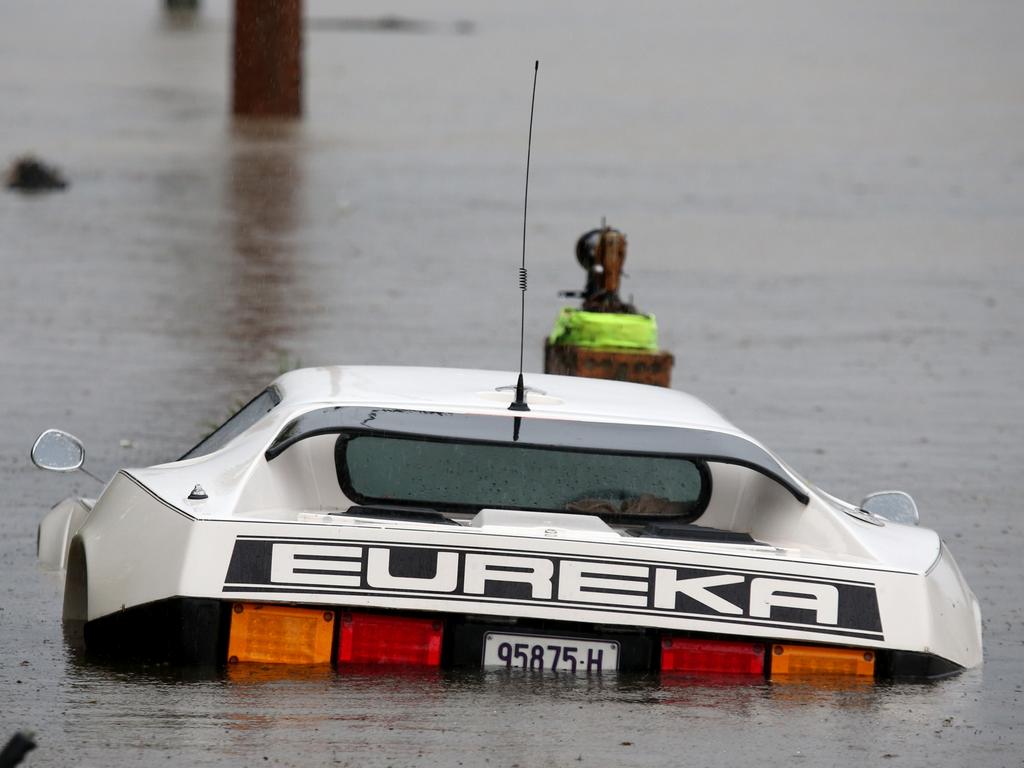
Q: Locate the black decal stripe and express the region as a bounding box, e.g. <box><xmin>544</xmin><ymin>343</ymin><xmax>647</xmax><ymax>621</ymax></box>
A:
<box><xmin>225</xmin><ymin>538</ymin><xmax>882</xmax><ymax>634</ymax></box>
<box><xmin>474</xmin><ymin>565</ymin><xmax>544</xmax><ymax>573</ymax></box>
<box><xmin>232</xmin><ymin>535</ymin><xmax>885</xmax><ymax>585</ymax></box>
<box><xmin>230</xmin><ymin>528</ymin><xmax>916</xmax><ymax>576</ymax></box>
<box><xmin>221</xmin><ymin>584</ymin><xmax>884</xmax><ymax>640</ymax></box>
<box><xmin>240</xmin><ymin>580</ymin><xmax>360</xmax><ymax>589</ymax></box>
<box><xmin>121</xmin><ymin>472</ymin><xmax>197</xmax><ymax>521</ymax></box>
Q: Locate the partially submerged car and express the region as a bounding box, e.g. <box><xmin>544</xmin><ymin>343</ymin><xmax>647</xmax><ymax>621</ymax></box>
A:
<box><xmin>33</xmin><ymin>366</ymin><xmax>982</xmax><ymax>679</ymax></box>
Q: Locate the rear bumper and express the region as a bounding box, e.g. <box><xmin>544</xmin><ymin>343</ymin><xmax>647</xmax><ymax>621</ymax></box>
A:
<box><xmin>81</xmin><ymin>596</ymin><xmax>964</xmax><ymax>680</ymax></box>
<box><xmin>72</xmin><ymin>475</ymin><xmax>981</xmax><ymax>675</ymax></box>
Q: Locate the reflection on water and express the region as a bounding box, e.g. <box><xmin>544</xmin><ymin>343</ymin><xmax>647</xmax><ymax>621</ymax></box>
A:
<box><xmin>62</xmin><ymin>647</ymin><xmax>878</xmax><ymax>711</ymax></box>
<box><xmin>768</xmin><ymin>674</ymin><xmax>875</xmax><ymax>699</ymax></box>
<box><xmin>225</xmin><ymin>662</ymin><xmax>337</xmax><ymax>685</ymax></box>
<box><xmin>51</xmin><ymin>635</ymin><xmax>983</xmax><ymax>767</ymax></box>
<box><xmin>221</xmin><ymin>121</ymin><xmax>307</xmax><ymax>368</ymax></box>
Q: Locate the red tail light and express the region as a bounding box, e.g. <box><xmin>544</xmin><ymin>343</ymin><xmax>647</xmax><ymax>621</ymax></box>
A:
<box><xmin>660</xmin><ymin>636</ymin><xmax>766</xmax><ymax>675</ymax></box>
<box><xmin>337</xmin><ymin>611</ymin><xmax>444</xmax><ymax>666</ymax></box>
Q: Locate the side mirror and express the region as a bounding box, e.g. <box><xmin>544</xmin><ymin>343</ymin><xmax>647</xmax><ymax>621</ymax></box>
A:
<box><xmin>31</xmin><ymin>429</ymin><xmax>86</xmax><ymax>472</ymax></box>
<box><xmin>860</xmin><ymin>490</ymin><xmax>919</xmax><ymax>526</ymax></box>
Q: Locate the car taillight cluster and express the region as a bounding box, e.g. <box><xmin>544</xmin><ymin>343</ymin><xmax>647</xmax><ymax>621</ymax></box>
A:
<box><xmin>225</xmin><ymin>601</ymin><xmax>877</xmax><ymax>680</ymax></box>
<box><xmin>660</xmin><ymin>637</ymin><xmax>766</xmax><ymax>675</ymax></box>
<box><xmin>227</xmin><ymin>603</ymin><xmax>444</xmax><ymax>668</ymax></box>
<box><xmin>338</xmin><ymin>611</ymin><xmax>443</xmax><ymax>666</ymax></box>
<box><xmin>659</xmin><ymin>634</ymin><xmax>875</xmax><ymax>680</ymax></box>
<box><xmin>227</xmin><ymin>603</ymin><xmax>336</xmax><ymax>665</ymax></box>
<box><xmin>769</xmin><ymin>643</ymin><xmax>875</xmax><ymax>677</ymax></box>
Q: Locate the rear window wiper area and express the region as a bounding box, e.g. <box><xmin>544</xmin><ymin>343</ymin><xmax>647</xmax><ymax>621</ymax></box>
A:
<box><xmin>639</xmin><ymin>522</ymin><xmax>766</xmax><ymax>545</ymax></box>
<box><xmin>334</xmin><ymin>505</ymin><xmax>462</xmax><ymax>526</ymax></box>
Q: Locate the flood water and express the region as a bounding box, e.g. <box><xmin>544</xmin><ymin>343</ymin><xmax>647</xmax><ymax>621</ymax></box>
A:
<box><xmin>2</xmin><ymin>1</ymin><xmax>1023</xmax><ymax>766</ymax></box>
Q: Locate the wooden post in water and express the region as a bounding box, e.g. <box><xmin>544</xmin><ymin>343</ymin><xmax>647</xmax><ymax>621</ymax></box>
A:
<box><xmin>545</xmin><ymin>343</ymin><xmax>675</xmax><ymax>387</ymax></box>
<box><xmin>232</xmin><ymin>0</ymin><xmax>302</xmax><ymax>118</ymax></box>
<box><xmin>544</xmin><ymin>226</ymin><xmax>675</xmax><ymax>387</ymax></box>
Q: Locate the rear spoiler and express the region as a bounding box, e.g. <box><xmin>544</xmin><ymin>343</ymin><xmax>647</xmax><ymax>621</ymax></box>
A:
<box><xmin>266</xmin><ymin>406</ymin><xmax>810</xmax><ymax>505</ymax></box>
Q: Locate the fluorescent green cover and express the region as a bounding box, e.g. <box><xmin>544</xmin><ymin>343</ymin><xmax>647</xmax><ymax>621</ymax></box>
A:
<box><xmin>547</xmin><ymin>308</ymin><xmax>659</xmax><ymax>351</ymax></box>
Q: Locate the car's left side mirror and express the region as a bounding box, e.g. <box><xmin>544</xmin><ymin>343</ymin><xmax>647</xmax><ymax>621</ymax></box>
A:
<box><xmin>860</xmin><ymin>490</ymin><xmax>919</xmax><ymax>526</ymax></box>
<box><xmin>31</xmin><ymin>429</ymin><xmax>86</xmax><ymax>472</ymax></box>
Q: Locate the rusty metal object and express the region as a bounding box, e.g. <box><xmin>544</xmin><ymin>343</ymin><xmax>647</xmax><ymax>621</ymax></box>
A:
<box><xmin>232</xmin><ymin>0</ymin><xmax>303</xmax><ymax>118</ymax></box>
<box><xmin>571</xmin><ymin>226</ymin><xmax>636</xmax><ymax>314</ymax></box>
<box><xmin>545</xmin><ymin>340</ymin><xmax>674</xmax><ymax>387</ymax></box>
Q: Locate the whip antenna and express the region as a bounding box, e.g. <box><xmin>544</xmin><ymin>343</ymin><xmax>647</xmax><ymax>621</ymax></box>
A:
<box><xmin>510</xmin><ymin>59</ymin><xmax>539</xmax><ymax>413</ymax></box>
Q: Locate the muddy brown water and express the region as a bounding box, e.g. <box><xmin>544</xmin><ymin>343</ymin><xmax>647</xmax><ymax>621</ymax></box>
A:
<box><xmin>2</xmin><ymin>1</ymin><xmax>1023</xmax><ymax>766</ymax></box>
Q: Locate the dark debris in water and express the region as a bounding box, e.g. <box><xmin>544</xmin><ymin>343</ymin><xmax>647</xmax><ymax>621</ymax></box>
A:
<box><xmin>306</xmin><ymin>16</ymin><xmax>475</xmax><ymax>35</ymax></box>
<box><xmin>5</xmin><ymin>155</ymin><xmax>68</xmax><ymax>192</ymax></box>
<box><xmin>0</xmin><ymin>731</ymin><xmax>37</xmax><ymax>767</ymax></box>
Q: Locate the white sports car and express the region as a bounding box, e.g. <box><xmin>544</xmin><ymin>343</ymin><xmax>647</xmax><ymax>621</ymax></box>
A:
<box><xmin>33</xmin><ymin>366</ymin><xmax>982</xmax><ymax>679</ymax></box>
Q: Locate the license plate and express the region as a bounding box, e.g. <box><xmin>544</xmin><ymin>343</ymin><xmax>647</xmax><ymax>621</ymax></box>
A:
<box><xmin>482</xmin><ymin>632</ymin><xmax>620</xmax><ymax>672</ymax></box>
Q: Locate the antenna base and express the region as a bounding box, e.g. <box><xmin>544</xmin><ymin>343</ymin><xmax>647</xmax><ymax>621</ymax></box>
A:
<box><xmin>508</xmin><ymin>372</ymin><xmax>531</xmax><ymax>412</ymax></box>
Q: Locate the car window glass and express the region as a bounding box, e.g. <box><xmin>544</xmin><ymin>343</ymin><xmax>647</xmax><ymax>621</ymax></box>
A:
<box><xmin>339</xmin><ymin>435</ymin><xmax>707</xmax><ymax>520</ymax></box>
<box><xmin>179</xmin><ymin>387</ymin><xmax>280</xmax><ymax>461</ymax></box>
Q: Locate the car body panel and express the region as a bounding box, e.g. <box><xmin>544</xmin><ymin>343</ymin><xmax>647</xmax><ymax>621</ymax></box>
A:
<box><xmin>40</xmin><ymin>365</ymin><xmax>983</xmax><ymax>672</ymax></box>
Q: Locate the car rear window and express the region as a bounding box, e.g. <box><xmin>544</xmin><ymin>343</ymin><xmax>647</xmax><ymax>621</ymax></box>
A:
<box><xmin>336</xmin><ymin>434</ymin><xmax>709</xmax><ymax>521</ymax></box>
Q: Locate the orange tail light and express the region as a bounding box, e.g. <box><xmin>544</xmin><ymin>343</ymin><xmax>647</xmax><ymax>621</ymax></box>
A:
<box><xmin>227</xmin><ymin>603</ymin><xmax>335</xmax><ymax>665</ymax></box>
<box><xmin>770</xmin><ymin>644</ymin><xmax>875</xmax><ymax>678</ymax></box>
